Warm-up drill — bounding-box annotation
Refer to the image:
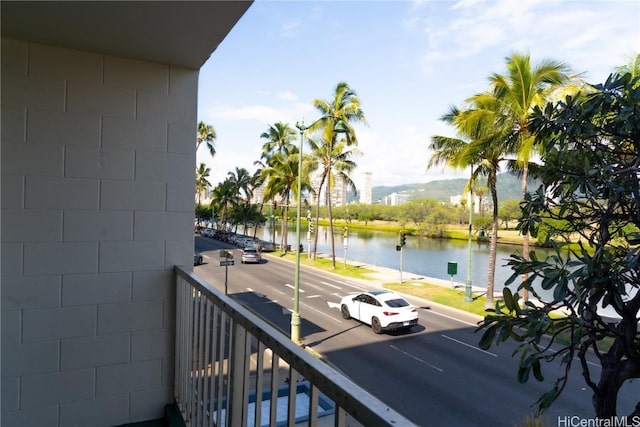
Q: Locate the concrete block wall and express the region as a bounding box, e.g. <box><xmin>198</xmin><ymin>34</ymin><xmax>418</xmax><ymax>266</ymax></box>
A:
<box><xmin>1</xmin><ymin>38</ymin><xmax>198</xmax><ymax>426</ymax></box>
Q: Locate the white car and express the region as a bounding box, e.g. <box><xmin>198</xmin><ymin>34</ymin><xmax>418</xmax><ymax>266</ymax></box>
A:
<box><xmin>340</xmin><ymin>290</ymin><xmax>418</xmax><ymax>334</ymax></box>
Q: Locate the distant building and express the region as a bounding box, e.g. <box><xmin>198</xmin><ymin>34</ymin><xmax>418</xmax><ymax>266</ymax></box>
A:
<box><xmin>251</xmin><ymin>181</ymin><xmax>266</xmax><ymax>205</ymax></box>
<box><xmin>449</xmin><ymin>194</ymin><xmax>483</xmax><ymax>214</ymax></box>
<box><xmin>360</xmin><ymin>172</ymin><xmax>372</xmax><ymax>204</ymax></box>
<box><xmin>383</xmin><ymin>192</ymin><xmax>409</xmax><ymax>206</ymax></box>
<box><xmin>310</xmin><ymin>172</ymin><xmax>348</xmax><ymax>207</ymax></box>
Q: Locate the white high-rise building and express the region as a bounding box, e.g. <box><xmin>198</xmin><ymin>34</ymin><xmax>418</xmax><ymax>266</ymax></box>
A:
<box><xmin>383</xmin><ymin>192</ymin><xmax>409</xmax><ymax>206</ymax></box>
<box><xmin>360</xmin><ymin>172</ymin><xmax>372</xmax><ymax>204</ymax></box>
<box><xmin>310</xmin><ymin>171</ymin><xmax>347</xmax><ymax>207</ymax></box>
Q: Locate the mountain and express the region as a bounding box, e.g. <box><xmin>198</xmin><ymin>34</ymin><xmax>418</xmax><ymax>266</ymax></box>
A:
<box><xmin>350</xmin><ymin>172</ymin><xmax>539</xmax><ymax>203</ymax></box>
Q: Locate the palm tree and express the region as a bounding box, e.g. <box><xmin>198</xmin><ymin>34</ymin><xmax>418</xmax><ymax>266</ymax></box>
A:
<box><xmin>429</xmin><ymin>94</ymin><xmax>510</xmax><ymax>308</ymax></box>
<box><xmin>307</xmin><ymin>135</ymin><xmax>360</xmax><ymax>265</ymax></box>
<box><xmin>227</xmin><ymin>167</ymin><xmax>254</xmax><ymax>234</ymax></box>
<box><xmin>489</xmin><ymin>52</ymin><xmax>574</xmax><ymax>302</ymax></box>
<box><xmin>250</xmin><ymin>168</ymin><xmax>267</xmax><ymax>240</ymax></box>
<box><xmin>211</xmin><ymin>179</ymin><xmax>236</xmax><ymax>230</ymax></box>
<box><xmin>195</xmin><ymin>163</ymin><xmax>211</xmax><ymax>205</ymax></box>
<box><xmin>197</xmin><ymin>121</ymin><xmax>217</xmax><ymax>157</ymax></box>
<box><xmin>309</xmin><ymin>82</ymin><xmax>366</xmax><ymax>268</ymax></box>
<box><xmin>259</xmin><ymin>122</ymin><xmax>297</xmax><ymax>163</ymax></box>
<box><xmin>259</xmin><ymin>151</ymin><xmax>302</xmax><ymax>252</ymax></box>
<box><xmin>227</xmin><ymin>167</ymin><xmax>253</xmax><ymax>203</ymax></box>
<box><xmin>256</xmin><ymin>122</ymin><xmax>298</xmax><ymax>242</ymax></box>
<box><xmin>615</xmin><ymin>53</ymin><xmax>640</xmax><ymax>86</ymax></box>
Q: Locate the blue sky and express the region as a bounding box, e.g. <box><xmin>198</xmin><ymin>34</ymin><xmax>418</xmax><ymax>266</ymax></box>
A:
<box><xmin>197</xmin><ymin>0</ymin><xmax>639</xmax><ymax>189</ymax></box>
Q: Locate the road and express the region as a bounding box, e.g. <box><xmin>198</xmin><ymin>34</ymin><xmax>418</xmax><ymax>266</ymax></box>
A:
<box><xmin>194</xmin><ymin>236</ymin><xmax>639</xmax><ymax>426</ymax></box>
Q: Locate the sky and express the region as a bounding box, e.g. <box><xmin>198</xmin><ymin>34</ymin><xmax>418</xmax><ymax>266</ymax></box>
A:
<box><xmin>197</xmin><ymin>0</ymin><xmax>639</xmax><ymax>190</ymax></box>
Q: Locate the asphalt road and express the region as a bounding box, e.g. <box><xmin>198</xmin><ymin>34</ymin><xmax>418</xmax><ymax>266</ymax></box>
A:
<box><xmin>194</xmin><ymin>236</ymin><xmax>639</xmax><ymax>426</ymax></box>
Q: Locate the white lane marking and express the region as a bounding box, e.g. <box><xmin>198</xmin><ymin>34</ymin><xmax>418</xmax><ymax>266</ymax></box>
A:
<box><xmin>548</xmin><ymin>348</ymin><xmax>600</xmax><ymax>368</ymax></box>
<box><xmin>327</xmin><ymin>301</ymin><xmax>341</xmax><ymax>309</ymax></box>
<box><xmin>320</xmin><ymin>281</ymin><xmax>342</xmax><ymax>290</ymax></box>
<box><xmin>427</xmin><ymin>310</ymin><xmax>479</xmax><ymax>327</ymax></box>
<box><xmin>389</xmin><ymin>344</ymin><xmax>443</xmax><ymax>372</ymax></box>
<box><xmin>203</xmin><ymin>254</ymin><xmax>210</xmax><ymax>259</ymax></box>
<box><xmin>282</xmin><ymin>303</ymin><xmax>342</xmax><ymax>323</ymax></box>
<box><xmin>441</xmin><ymin>334</ymin><xmax>497</xmax><ymax>357</ymax></box>
<box><xmin>284</xmin><ymin>284</ymin><xmax>305</xmax><ymax>293</ymax></box>
<box><xmin>307</xmin><ymin>295</ymin><xmax>321</xmax><ymax>299</ymax></box>
<box><xmin>302</xmin><ymin>302</ymin><xmax>343</xmax><ymax>323</ymax></box>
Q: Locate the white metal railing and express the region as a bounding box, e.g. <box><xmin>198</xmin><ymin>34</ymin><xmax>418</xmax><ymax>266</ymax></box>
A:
<box><xmin>174</xmin><ymin>266</ymin><xmax>415</xmax><ymax>427</ymax></box>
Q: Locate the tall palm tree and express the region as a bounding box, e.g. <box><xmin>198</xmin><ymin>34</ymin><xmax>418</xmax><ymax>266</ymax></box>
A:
<box><xmin>195</xmin><ymin>162</ymin><xmax>211</xmax><ymax>205</ymax></box>
<box><xmin>197</xmin><ymin>121</ymin><xmax>217</xmax><ymax>157</ymax></box>
<box><xmin>429</xmin><ymin>94</ymin><xmax>510</xmax><ymax>308</ymax></box>
<box><xmin>256</xmin><ymin>122</ymin><xmax>298</xmax><ymax>242</ymax></box>
<box><xmin>309</xmin><ymin>82</ymin><xmax>366</xmax><ymax>268</ymax></box>
<box><xmin>259</xmin><ymin>122</ymin><xmax>297</xmax><ymax>163</ymax></box>
<box><xmin>227</xmin><ymin>167</ymin><xmax>253</xmax><ymax>203</ymax></box>
<box><xmin>308</xmin><ymin>135</ymin><xmax>360</xmax><ymax>264</ymax></box>
<box><xmin>490</xmin><ymin>52</ymin><xmax>574</xmax><ymax>302</ymax></box>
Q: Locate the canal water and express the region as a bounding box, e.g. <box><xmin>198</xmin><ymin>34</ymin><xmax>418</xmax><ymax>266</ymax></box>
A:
<box><xmin>247</xmin><ymin>223</ymin><xmax>623</xmax><ymax>318</ymax></box>
<box><xmin>259</xmin><ymin>224</ymin><xmax>539</xmax><ymax>294</ymax></box>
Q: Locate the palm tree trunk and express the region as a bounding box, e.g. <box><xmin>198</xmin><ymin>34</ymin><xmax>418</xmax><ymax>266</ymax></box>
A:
<box><xmin>486</xmin><ymin>170</ymin><xmax>499</xmax><ymax>308</ymax></box>
<box><xmin>253</xmin><ymin>203</ymin><xmax>264</xmax><ymax>240</ymax></box>
<box><xmin>327</xmin><ymin>184</ymin><xmax>336</xmax><ymax>269</ymax></box>
<box><xmin>312</xmin><ymin>174</ymin><xmax>327</xmax><ymax>260</ymax></box>
<box><xmin>521</xmin><ymin>161</ymin><xmax>530</xmax><ymax>303</ymax></box>
<box><xmin>281</xmin><ymin>197</ymin><xmax>289</xmax><ymax>253</ymax></box>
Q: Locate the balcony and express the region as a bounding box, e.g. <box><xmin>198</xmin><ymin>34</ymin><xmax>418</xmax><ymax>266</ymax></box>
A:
<box><xmin>174</xmin><ymin>266</ymin><xmax>414</xmax><ymax>427</ymax></box>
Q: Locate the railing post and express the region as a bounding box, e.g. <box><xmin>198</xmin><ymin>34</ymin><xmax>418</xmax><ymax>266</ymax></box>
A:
<box><xmin>227</xmin><ymin>320</ymin><xmax>248</xmax><ymax>427</ymax></box>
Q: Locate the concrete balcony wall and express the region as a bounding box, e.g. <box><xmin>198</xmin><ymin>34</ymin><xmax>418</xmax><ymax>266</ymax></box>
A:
<box><xmin>1</xmin><ymin>37</ymin><xmax>198</xmax><ymax>426</ymax></box>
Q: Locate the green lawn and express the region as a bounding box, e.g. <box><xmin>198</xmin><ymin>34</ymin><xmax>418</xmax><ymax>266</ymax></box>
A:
<box><xmin>271</xmin><ymin>250</ymin><xmax>490</xmax><ymax>316</ymax></box>
<box><xmin>384</xmin><ymin>281</ymin><xmax>489</xmax><ymax>317</ymax></box>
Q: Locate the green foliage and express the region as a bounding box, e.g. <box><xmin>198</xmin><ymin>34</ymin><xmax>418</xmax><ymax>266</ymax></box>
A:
<box><xmin>195</xmin><ymin>203</ymin><xmax>212</xmax><ymax>223</ymax></box>
<box><xmin>498</xmin><ymin>199</ymin><xmax>521</xmax><ymax>228</ymax></box>
<box><xmin>478</xmin><ymin>69</ymin><xmax>640</xmax><ymax>417</ymax></box>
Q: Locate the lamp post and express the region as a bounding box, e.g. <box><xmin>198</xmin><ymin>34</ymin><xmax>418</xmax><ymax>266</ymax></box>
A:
<box><xmin>292</xmin><ymin>117</ymin><xmax>347</xmax><ymax>344</ymax></box>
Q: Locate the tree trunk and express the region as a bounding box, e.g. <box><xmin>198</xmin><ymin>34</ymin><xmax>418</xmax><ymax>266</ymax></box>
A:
<box><xmin>486</xmin><ymin>170</ymin><xmax>499</xmax><ymax>308</ymax></box>
<box><xmin>312</xmin><ymin>174</ymin><xmax>327</xmax><ymax>261</ymax></box>
<box><xmin>253</xmin><ymin>203</ymin><xmax>263</xmax><ymax>240</ymax></box>
<box><xmin>593</xmin><ymin>366</ymin><xmax>623</xmax><ymax>418</ymax></box>
<box><xmin>521</xmin><ymin>161</ymin><xmax>530</xmax><ymax>303</ymax></box>
<box><xmin>327</xmin><ymin>184</ymin><xmax>336</xmax><ymax>269</ymax></box>
<box><xmin>281</xmin><ymin>195</ymin><xmax>289</xmax><ymax>253</ymax></box>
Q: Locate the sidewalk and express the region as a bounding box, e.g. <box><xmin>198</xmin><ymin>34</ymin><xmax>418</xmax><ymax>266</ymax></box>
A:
<box><xmin>311</xmin><ymin>252</ymin><xmax>494</xmax><ymax>297</ymax></box>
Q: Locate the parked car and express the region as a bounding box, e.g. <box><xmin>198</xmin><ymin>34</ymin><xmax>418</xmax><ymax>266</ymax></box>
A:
<box><xmin>340</xmin><ymin>290</ymin><xmax>418</xmax><ymax>334</ymax></box>
<box><xmin>240</xmin><ymin>247</ymin><xmax>261</xmax><ymax>264</ymax></box>
<box><xmin>194</xmin><ymin>251</ymin><xmax>203</xmax><ymax>266</ymax></box>
<box><xmin>201</xmin><ymin>228</ymin><xmax>215</xmax><ymax>238</ymax></box>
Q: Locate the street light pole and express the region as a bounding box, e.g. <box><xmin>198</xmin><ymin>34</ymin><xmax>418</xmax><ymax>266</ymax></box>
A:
<box><xmin>291</xmin><ymin>120</ymin><xmax>306</xmax><ymax>345</ymax></box>
<box><xmin>291</xmin><ymin>117</ymin><xmax>347</xmax><ymax>345</ymax></box>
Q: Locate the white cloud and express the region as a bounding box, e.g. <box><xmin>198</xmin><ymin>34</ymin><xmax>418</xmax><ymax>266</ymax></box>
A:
<box><xmin>281</xmin><ymin>20</ymin><xmax>301</xmax><ymax>38</ymax></box>
<box><xmin>203</xmin><ymin>101</ymin><xmax>314</xmax><ymax>126</ymax></box>
<box><xmin>277</xmin><ymin>90</ymin><xmax>298</xmax><ymax>101</ymax></box>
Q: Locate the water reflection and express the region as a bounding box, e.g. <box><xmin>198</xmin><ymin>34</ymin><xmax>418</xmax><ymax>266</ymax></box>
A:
<box><xmin>256</xmin><ymin>224</ymin><xmax>534</xmax><ymax>293</ymax></box>
<box><xmin>239</xmin><ymin>224</ymin><xmax>621</xmax><ymax>318</ymax></box>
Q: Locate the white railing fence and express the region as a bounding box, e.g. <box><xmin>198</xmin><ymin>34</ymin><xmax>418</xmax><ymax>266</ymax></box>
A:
<box><xmin>174</xmin><ymin>266</ymin><xmax>415</xmax><ymax>427</ymax></box>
